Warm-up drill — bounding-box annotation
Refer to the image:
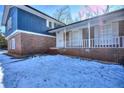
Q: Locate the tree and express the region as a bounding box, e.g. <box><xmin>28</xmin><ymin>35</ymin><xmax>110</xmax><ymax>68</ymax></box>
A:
<box><xmin>78</xmin><ymin>5</ymin><xmax>124</xmax><ymax>21</ymax></box>
<box><xmin>0</xmin><ymin>29</ymin><xmax>7</xmax><ymax>49</ymax></box>
<box><xmin>78</xmin><ymin>5</ymin><xmax>108</xmax><ymax>20</ymax></box>
<box><xmin>104</xmin><ymin>5</ymin><xmax>110</xmax><ymax>13</ymax></box>
<box><xmin>53</xmin><ymin>6</ymin><xmax>73</xmax><ymax>24</ymax></box>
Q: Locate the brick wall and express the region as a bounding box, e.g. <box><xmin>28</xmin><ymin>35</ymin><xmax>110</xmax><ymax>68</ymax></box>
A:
<box><xmin>20</xmin><ymin>33</ymin><xmax>55</xmax><ymax>55</ymax></box>
<box><xmin>8</xmin><ymin>32</ymin><xmax>55</xmax><ymax>56</ymax></box>
<box><xmin>57</xmin><ymin>48</ymin><xmax>124</xmax><ymax>64</ymax></box>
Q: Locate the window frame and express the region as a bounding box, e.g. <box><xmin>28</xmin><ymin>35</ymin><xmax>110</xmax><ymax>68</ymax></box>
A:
<box><xmin>49</xmin><ymin>21</ymin><xmax>52</xmax><ymax>28</ymax></box>
<box><xmin>46</xmin><ymin>20</ymin><xmax>54</xmax><ymax>28</ymax></box>
<box><xmin>11</xmin><ymin>38</ymin><xmax>16</xmax><ymax>49</ymax></box>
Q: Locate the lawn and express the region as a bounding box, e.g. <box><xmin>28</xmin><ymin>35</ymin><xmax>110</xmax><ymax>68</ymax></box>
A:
<box><xmin>0</xmin><ymin>53</ymin><xmax>124</xmax><ymax>88</ymax></box>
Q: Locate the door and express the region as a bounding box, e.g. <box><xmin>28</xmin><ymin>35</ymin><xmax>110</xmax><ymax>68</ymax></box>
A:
<box><xmin>56</xmin><ymin>31</ymin><xmax>64</xmax><ymax>48</ymax></box>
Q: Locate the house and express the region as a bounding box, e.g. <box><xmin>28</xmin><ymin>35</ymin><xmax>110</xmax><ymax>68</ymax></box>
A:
<box><xmin>1</xmin><ymin>5</ymin><xmax>65</xmax><ymax>56</ymax></box>
<box><xmin>1</xmin><ymin>5</ymin><xmax>124</xmax><ymax>63</ymax></box>
<box><xmin>48</xmin><ymin>9</ymin><xmax>124</xmax><ymax>63</ymax></box>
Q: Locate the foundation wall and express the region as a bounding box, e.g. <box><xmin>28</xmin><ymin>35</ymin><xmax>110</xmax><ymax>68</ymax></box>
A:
<box><xmin>57</xmin><ymin>48</ymin><xmax>124</xmax><ymax>64</ymax></box>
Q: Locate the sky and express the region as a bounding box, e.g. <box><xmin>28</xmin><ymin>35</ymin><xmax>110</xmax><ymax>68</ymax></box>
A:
<box><xmin>31</xmin><ymin>5</ymin><xmax>81</xmax><ymax>20</ymax></box>
<box><xmin>0</xmin><ymin>5</ymin><xmax>124</xmax><ymax>33</ymax></box>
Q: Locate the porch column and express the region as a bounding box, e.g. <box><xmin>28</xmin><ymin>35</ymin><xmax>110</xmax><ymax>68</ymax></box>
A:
<box><xmin>88</xmin><ymin>22</ymin><xmax>91</xmax><ymax>48</ymax></box>
<box><xmin>70</xmin><ymin>31</ymin><xmax>72</xmax><ymax>47</ymax></box>
<box><xmin>64</xmin><ymin>28</ymin><xmax>66</xmax><ymax>48</ymax></box>
<box><xmin>56</xmin><ymin>32</ymin><xmax>57</xmax><ymax>48</ymax></box>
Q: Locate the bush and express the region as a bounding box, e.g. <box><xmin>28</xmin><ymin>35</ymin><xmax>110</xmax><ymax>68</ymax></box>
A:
<box><xmin>0</xmin><ymin>33</ymin><xmax>7</xmax><ymax>49</ymax></box>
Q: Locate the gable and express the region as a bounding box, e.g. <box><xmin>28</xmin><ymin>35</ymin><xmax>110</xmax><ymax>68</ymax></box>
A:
<box><xmin>2</xmin><ymin>5</ymin><xmax>65</xmax><ymax>26</ymax></box>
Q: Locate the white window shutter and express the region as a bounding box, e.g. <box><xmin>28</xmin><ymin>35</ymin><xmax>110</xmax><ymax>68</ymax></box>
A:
<box><xmin>46</xmin><ymin>20</ymin><xmax>49</xmax><ymax>27</ymax></box>
<box><xmin>11</xmin><ymin>38</ymin><xmax>16</xmax><ymax>49</ymax></box>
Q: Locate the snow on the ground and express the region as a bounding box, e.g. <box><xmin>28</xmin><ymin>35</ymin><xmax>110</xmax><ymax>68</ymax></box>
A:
<box><xmin>0</xmin><ymin>53</ymin><xmax>124</xmax><ymax>88</ymax></box>
<box><xmin>0</xmin><ymin>50</ymin><xmax>7</xmax><ymax>54</ymax></box>
<box><xmin>0</xmin><ymin>50</ymin><xmax>8</xmax><ymax>88</ymax></box>
<box><xmin>0</xmin><ymin>63</ymin><xmax>4</xmax><ymax>88</ymax></box>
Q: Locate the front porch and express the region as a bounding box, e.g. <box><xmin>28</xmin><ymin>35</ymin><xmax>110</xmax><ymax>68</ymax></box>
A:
<box><xmin>57</xmin><ymin>34</ymin><xmax>124</xmax><ymax>48</ymax></box>
<box><xmin>48</xmin><ymin>10</ymin><xmax>124</xmax><ymax>63</ymax></box>
<box><xmin>52</xmin><ymin>22</ymin><xmax>124</xmax><ymax>63</ymax></box>
<box><xmin>56</xmin><ymin>26</ymin><xmax>124</xmax><ymax>49</ymax></box>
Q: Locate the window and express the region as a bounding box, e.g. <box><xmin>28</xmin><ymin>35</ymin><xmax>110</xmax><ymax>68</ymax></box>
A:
<box><xmin>54</xmin><ymin>23</ymin><xmax>57</xmax><ymax>28</ymax></box>
<box><xmin>100</xmin><ymin>24</ymin><xmax>112</xmax><ymax>38</ymax></box>
<box><xmin>95</xmin><ymin>24</ymin><xmax>112</xmax><ymax>38</ymax></box>
<box><xmin>7</xmin><ymin>17</ymin><xmax>12</xmax><ymax>30</ymax></box>
<box><xmin>49</xmin><ymin>21</ymin><xmax>52</xmax><ymax>28</ymax></box>
<box><xmin>46</xmin><ymin>20</ymin><xmax>54</xmax><ymax>28</ymax></box>
<box><xmin>94</xmin><ymin>24</ymin><xmax>113</xmax><ymax>45</ymax></box>
<box><xmin>11</xmin><ymin>38</ymin><xmax>16</xmax><ymax>49</ymax></box>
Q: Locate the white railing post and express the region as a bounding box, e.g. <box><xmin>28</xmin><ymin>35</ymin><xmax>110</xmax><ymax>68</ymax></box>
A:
<box><xmin>112</xmin><ymin>37</ymin><xmax>114</xmax><ymax>48</ymax></box>
<box><xmin>82</xmin><ymin>39</ymin><xmax>83</xmax><ymax>48</ymax></box>
<box><xmin>64</xmin><ymin>29</ymin><xmax>66</xmax><ymax>48</ymax></box>
<box><xmin>88</xmin><ymin>22</ymin><xmax>91</xmax><ymax>48</ymax></box>
<box><xmin>122</xmin><ymin>36</ymin><xmax>124</xmax><ymax>48</ymax></box>
<box><xmin>114</xmin><ymin>37</ymin><xmax>116</xmax><ymax>48</ymax></box>
<box><xmin>62</xmin><ymin>33</ymin><xmax>124</xmax><ymax>49</ymax></box>
<box><xmin>70</xmin><ymin>31</ymin><xmax>72</xmax><ymax>48</ymax></box>
<box><xmin>118</xmin><ymin>37</ymin><xmax>120</xmax><ymax>48</ymax></box>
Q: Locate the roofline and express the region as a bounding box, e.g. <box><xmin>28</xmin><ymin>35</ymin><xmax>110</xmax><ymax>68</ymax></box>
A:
<box><xmin>1</xmin><ymin>5</ymin><xmax>12</xmax><ymax>26</ymax></box>
<box><xmin>6</xmin><ymin>29</ymin><xmax>56</xmax><ymax>39</ymax></box>
<box><xmin>48</xmin><ymin>8</ymin><xmax>124</xmax><ymax>32</ymax></box>
<box><xmin>25</xmin><ymin>5</ymin><xmax>65</xmax><ymax>25</ymax></box>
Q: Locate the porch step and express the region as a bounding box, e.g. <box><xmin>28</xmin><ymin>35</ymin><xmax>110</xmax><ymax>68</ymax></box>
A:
<box><xmin>47</xmin><ymin>47</ymin><xmax>59</xmax><ymax>55</ymax></box>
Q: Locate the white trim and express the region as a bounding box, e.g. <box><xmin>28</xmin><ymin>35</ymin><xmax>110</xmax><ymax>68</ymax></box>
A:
<box><xmin>6</xmin><ymin>30</ymin><xmax>56</xmax><ymax>39</ymax></box>
<box><xmin>49</xmin><ymin>16</ymin><xmax>124</xmax><ymax>33</ymax></box>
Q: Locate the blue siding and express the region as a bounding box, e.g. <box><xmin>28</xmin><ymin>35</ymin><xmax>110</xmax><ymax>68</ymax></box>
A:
<box><xmin>5</xmin><ymin>7</ymin><xmax>63</xmax><ymax>36</ymax></box>
<box><xmin>17</xmin><ymin>8</ymin><xmax>49</xmax><ymax>34</ymax></box>
<box><xmin>5</xmin><ymin>7</ymin><xmax>17</xmax><ymax>36</ymax></box>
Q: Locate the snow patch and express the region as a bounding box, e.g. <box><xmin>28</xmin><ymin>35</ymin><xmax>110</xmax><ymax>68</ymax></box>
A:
<box><xmin>0</xmin><ymin>63</ymin><xmax>4</xmax><ymax>88</ymax></box>
<box><xmin>0</xmin><ymin>54</ymin><xmax>124</xmax><ymax>88</ymax></box>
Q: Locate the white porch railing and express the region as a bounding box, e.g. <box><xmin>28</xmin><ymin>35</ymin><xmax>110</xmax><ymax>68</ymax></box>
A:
<box><xmin>59</xmin><ymin>36</ymin><xmax>124</xmax><ymax>48</ymax></box>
